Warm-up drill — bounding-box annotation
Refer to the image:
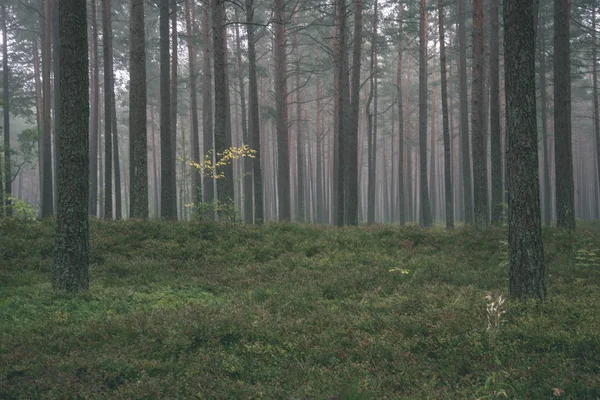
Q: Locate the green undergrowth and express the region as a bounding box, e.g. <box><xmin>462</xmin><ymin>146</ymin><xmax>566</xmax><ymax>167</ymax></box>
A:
<box><xmin>1</xmin><ymin>219</ymin><xmax>599</xmax><ymax>399</ymax></box>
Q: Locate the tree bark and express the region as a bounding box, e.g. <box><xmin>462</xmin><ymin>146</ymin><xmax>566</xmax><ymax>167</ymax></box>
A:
<box><xmin>504</xmin><ymin>0</ymin><xmax>545</xmax><ymax>300</ymax></box>
<box><xmin>53</xmin><ymin>0</ymin><xmax>89</xmax><ymax>291</ymax></box>
<box><xmin>592</xmin><ymin>7</ymin><xmax>600</xmax><ymax>220</ymax></box>
<box><xmin>129</xmin><ymin>0</ymin><xmax>148</xmax><ymax>219</ymax></box>
<box><xmin>458</xmin><ymin>0</ymin><xmax>472</xmax><ymax>224</ymax></box>
<box><xmin>102</xmin><ymin>0</ymin><xmax>113</xmax><ymax>219</ymax></box>
<box><xmin>397</xmin><ymin>22</ymin><xmax>405</xmax><ymax>226</ymax></box>
<box><xmin>170</xmin><ymin>0</ymin><xmax>178</xmax><ymax>219</ymax></box>
<box><xmin>438</xmin><ymin>0</ymin><xmax>454</xmax><ymax>229</ymax></box>
<box><xmin>419</xmin><ymin>0</ymin><xmax>432</xmax><ymax>227</ymax></box>
<box><xmin>201</xmin><ymin>4</ymin><xmax>214</xmax><ymax>209</ymax></box>
<box><xmin>41</xmin><ymin>0</ymin><xmax>54</xmax><ymax>217</ymax></box>
<box><xmin>2</xmin><ymin>5</ymin><xmax>11</xmax><ymax>216</ymax></box>
<box><xmin>89</xmin><ymin>0</ymin><xmax>99</xmax><ymax>217</ymax></box>
<box><xmin>246</xmin><ymin>0</ymin><xmax>263</xmax><ymax>223</ymax></box>
<box><xmin>554</xmin><ymin>0</ymin><xmax>576</xmax><ymax>230</ymax></box>
<box><xmin>274</xmin><ymin>0</ymin><xmax>290</xmax><ymax>221</ymax></box>
<box><xmin>366</xmin><ymin>0</ymin><xmax>378</xmax><ymax>225</ymax></box>
<box><xmin>490</xmin><ymin>0</ymin><xmax>503</xmax><ymax>225</ymax></box>
<box><xmin>472</xmin><ymin>0</ymin><xmax>488</xmax><ymax>228</ymax></box>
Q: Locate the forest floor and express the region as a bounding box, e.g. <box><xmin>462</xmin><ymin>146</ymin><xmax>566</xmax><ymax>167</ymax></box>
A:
<box><xmin>1</xmin><ymin>219</ymin><xmax>599</xmax><ymax>399</ymax></box>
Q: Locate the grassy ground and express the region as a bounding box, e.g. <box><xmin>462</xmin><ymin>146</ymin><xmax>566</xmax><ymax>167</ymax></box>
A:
<box><xmin>1</xmin><ymin>219</ymin><xmax>599</xmax><ymax>399</ymax></box>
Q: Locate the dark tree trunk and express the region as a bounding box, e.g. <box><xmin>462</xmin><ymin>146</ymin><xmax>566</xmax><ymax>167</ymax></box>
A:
<box><xmin>41</xmin><ymin>0</ymin><xmax>54</xmax><ymax>217</ymax></box>
<box><xmin>129</xmin><ymin>0</ymin><xmax>148</xmax><ymax>219</ymax></box>
<box><xmin>346</xmin><ymin>0</ymin><xmax>362</xmax><ymax>226</ymax></box>
<box><xmin>471</xmin><ymin>0</ymin><xmax>488</xmax><ymax>228</ymax></box>
<box><xmin>504</xmin><ymin>0</ymin><xmax>545</xmax><ymax>300</ymax></box>
<box><xmin>397</xmin><ymin>24</ymin><xmax>405</xmax><ymax>226</ymax></box>
<box><xmin>212</xmin><ymin>0</ymin><xmax>233</xmax><ymax>215</ymax></box>
<box><xmin>201</xmin><ymin>4</ymin><xmax>214</xmax><ymax>208</ymax></box>
<box><xmin>102</xmin><ymin>0</ymin><xmax>113</xmax><ymax>219</ymax></box>
<box><xmin>52</xmin><ymin>3</ymin><xmax>60</xmax><ymax>214</ymax></box>
<box><xmin>592</xmin><ymin>8</ymin><xmax>600</xmax><ymax>220</ymax></box>
<box><xmin>89</xmin><ymin>0</ymin><xmax>99</xmax><ymax>217</ymax></box>
<box><xmin>554</xmin><ymin>0</ymin><xmax>575</xmax><ymax>230</ymax></box>
<box><xmin>419</xmin><ymin>0</ymin><xmax>432</xmax><ymax>227</ymax></box>
<box><xmin>490</xmin><ymin>0</ymin><xmax>503</xmax><ymax>225</ymax></box>
<box><xmin>538</xmin><ymin>12</ymin><xmax>552</xmax><ymax>226</ymax></box>
<box><xmin>458</xmin><ymin>0</ymin><xmax>472</xmax><ymax>224</ymax></box>
<box><xmin>170</xmin><ymin>0</ymin><xmax>178</xmax><ymax>219</ymax></box>
<box><xmin>246</xmin><ymin>0</ymin><xmax>263</xmax><ymax>223</ymax></box>
<box><xmin>235</xmin><ymin>8</ymin><xmax>252</xmax><ymax>224</ymax></box>
<box><xmin>274</xmin><ymin>0</ymin><xmax>290</xmax><ymax>221</ymax></box>
<box><xmin>2</xmin><ymin>5</ymin><xmax>11</xmax><ymax>216</ymax></box>
<box><xmin>53</xmin><ymin>0</ymin><xmax>89</xmax><ymax>291</ymax></box>
<box><xmin>438</xmin><ymin>0</ymin><xmax>454</xmax><ymax>230</ymax></box>
<box><xmin>366</xmin><ymin>0</ymin><xmax>378</xmax><ymax>225</ymax></box>
<box><xmin>160</xmin><ymin>0</ymin><xmax>176</xmax><ymax>219</ymax></box>
<box><xmin>184</xmin><ymin>0</ymin><xmax>201</xmax><ymax>207</ymax></box>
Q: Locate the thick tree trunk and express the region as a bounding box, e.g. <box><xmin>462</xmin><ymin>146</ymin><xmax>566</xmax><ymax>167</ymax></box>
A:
<box><xmin>472</xmin><ymin>0</ymin><xmax>488</xmax><ymax>228</ymax></box>
<box><xmin>53</xmin><ymin>0</ymin><xmax>89</xmax><ymax>291</ymax></box>
<box><xmin>554</xmin><ymin>0</ymin><xmax>576</xmax><ymax>230</ymax></box>
<box><xmin>419</xmin><ymin>0</ymin><xmax>432</xmax><ymax>227</ymax></box>
<box><xmin>129</xmin><ymin>0</ymin><xmax>148</xmax><ymax>219</ymax></box>
<box><xmin>537</xmin><ymin>12</ymin><xmax>552</xmax><ymax>226</ymax></box>
<box><xmin>438</xmin><ymin>0</ymin><xmax>454</xmax><ymax>230</ymax></box>
<box><xmin>458</xmin><ymin>0</ymin><xmax>472</xmax><ymax>224</ymax></box>
<box><xmin>504</xmin><ymin>0</ymin><xmax>545</xmax><ymax>300</ymax></box>
<box><xmin>246</xmin><ymin>0</ymin><xmax>263</xmax><ymax>223</ymax></box>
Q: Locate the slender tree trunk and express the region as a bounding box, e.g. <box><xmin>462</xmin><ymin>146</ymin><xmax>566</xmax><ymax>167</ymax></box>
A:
<box><xmin>537</xmin><ymin>12</ymin><xmax>552</xmax><ymax>226</ymax></box>
<box><xmin>397</xmin><ymin>28</ymin><xmax>405</xmax><ymax>226</ymax></box>
<box><xmin>592</xmin><ymin>7</ymin><xmax>600</xmax><ymax>220</ymax></box>
<box><xmin>274</xmin><ymin>0</ymin><xmax>290</xmax><ymax>221</ymax></box>
<box><xmin>212</xmin><ymin>0</ymin><xmax>233</xmax><ymax>215</ymax></box>
<box><xmin>504</xmin><ymin>0</ymin><xmax>545</xmax><ymax>300</ymax></box>
<box><xmin>89</xmin><ymin>0</ymin><xmax>99</xmax><ymax>217</ymax></box>
<box><xmin>130</xmin><ymin>0</ymin><xmax>148</xmax><ymax>219</ymax></box>
<box><xmin>52</xmin><ymin>3</ymin><xmax>60</xmax><ymax>214</ymax></box>
<box><xmin>554</xmin><ymin>0</ymin><xmax>576</xmax><ymax>230</ymax></box>
<box><xmin>246</xmin><ymin>0</ymin><xmax>263</xmax><ymax>223</ymax></box>
<box><xmin>419</xmin><ymin>0</ymin><xmax>432</xmax><ymax>227</ymax></box>
<box><xmin>366</xmin><ymin>0</ymin><xmax>378</xmax><ymax>225</ymax></box>
<box><xmin>170</xmin><ymin>0</ymin><xmax>178</xmax><ymax>219</ymax></box>
<box><xmin>41</xmin><ymin>0</ymin><xmax>54</xmax><ymax>217</ymax></box>
<box><xmin>150</xmin><ymin>107</ymin><xmax>159</xmax><ymax>217</ymax></box>
<box><xmin>2</xmin><ymin>6</ymin><xmax>11</xmax><ymax>216</ymax></box>
<box><xmin>33</xmin><ymin>36</ymin><xmax>43</xmax><ymax>208</ymax></box>
<box><xmin>429</xmin><ymin>75</ymin><xmax>437</xmax><ymax>221</ymax></box>
<box><xmin>472</xmin><ymin>0</ymin><xmax>488</xmax><ymax>228</ymax></box>
<box><xmin>438</xmin><ymin>0</ymin><xmax>454</xmax><ymax>229</ymax></box>
<box><xmin>490</xmin><ymin>0</ymin><xmax>503</xmax><ymax>225</ymax></box>
<box><xmin>102</xmin><ymin>0</ymin><xmax>113</xmax><ymax>219</ymax></box>
<box><xmin>159</xmin><ymin>0</ymin><xmax>176</xmax><ymax>219</ymax></box>
<box><xmin>295</xmin><ymin>62</ymin><xmax>305</xmax><ymax>222</ymax></box>
<box><xmin>53</xmin><ymin>0</ymin><xmax>89</xmax><ymax>291</ymax></box>
<box><xmin>201</xmin><ymin>4</ymin><xmax>214</xmax><ymax>208</ymax></box>
<box><xmin>458</xmin><ymin>0</ymin><xmax>472</xmax><ymax>224</ymax></box>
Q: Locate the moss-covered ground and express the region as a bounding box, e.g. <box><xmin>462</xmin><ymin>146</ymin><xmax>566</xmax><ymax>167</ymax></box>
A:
<box><xmin>1</xmin><ymin>219</ymin><xmax>599</xmax><ymax>398</ymax></box>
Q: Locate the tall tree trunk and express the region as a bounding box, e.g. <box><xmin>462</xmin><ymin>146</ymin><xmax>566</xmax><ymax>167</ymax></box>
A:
<box><xmin>184</xmin><ymin>0</ymin><xmax>201</xmax><ymax>207</ymax></box>
<box><xmin>234</xmin><ymin>8</ymin><xmax>251</xmax><ymax>223</ymax></box>
<box><xmin>170</xmin><ymin>0</ymin><xmax>178</xmax><ymax>219</ymax></box>
<box><xmin>419</xmin><ymin>0</ymin><xmax>432</xmax><ymax>227</ymax></box>
<box><xmin>53</xmin><ymin>0</ymin><xmax>89</xmax><ymax>291</ymax></box>
<box><xmin>52</xmin><ymin>2</ymin><xmax>60</xmax><ymax>213</ymax></box>
<box><xmin>554</xmin><ymin>0</ymin><xmax>576</xmax><ymax>230</ymax></box>
<box><xmin>246</xmin><ymin>0</ymin><xmax>263</xmax><ymax>223</ymax></box>
<box><xmin>504</xmin><ymin>0</ymin><xmax>545</xmax><ymax>300</ymax></box>
<box><xmin>490</xmin><ymin>0</ymin><xmax>503</xmax><ymax>225</ymax></box>
<box><xmin>102</xmin><ymin>0</ymin><xmax>113</xmax><ymax>219</ymax></box>
<box><xmin>159</xmin><ymin>0</ymin><xmax>176</xmax><ymax>219</ymax></box>
<box><xmin>2</xmin><ymin>5</ymin><xmax>11</xmax><ymax>216</ymax></box>
<box><xmin>472</xmin><ymin>0</ymin><xmax>488</xmax><ymax>228</ymax></box>
<box><xmin>89</xmin><ymin>0</ymin><xmax>99</xmax><ymax>217</ymax></box>
<box><xmin>458</xmin><ymin>0</ymin><xmax>472</xmax><ymax>224</ymax></box>
<box><xmin>33</xmin><ymin>36</ymin><xmax>43</xmax><ymax>208</ymax></box>
<box><xmin>212</xmin><ymin>0</ymin><xmax>233</xmax><ymax>215</ymax></box>
<box><xmin>201</xmin><ymin>4</ymin><xmax>214</xmax><ymax>208</ymax></box>
<box><xmin>130</xmin><ymin>0</ymin><xmax>148</xmax><ymax>219</ymax></box>
<box><xmin>150</xmin><ymin>106</ymin><xmax>159</xmax><ymax>217</ymax></box>
<box><xmin>429</xmin><ymin>75</ymin><xmax>437</xmax><ymax>221</ymax></box>
<box><xmin>295</xmin><ymin>62</ymin><xmax>305</xmax><ymax>222</ymax></box>
<box><xmin>438</xmin><ymin>0</ymin><xmax>454</xmax><ymax>229</ymax></box>
<box><xmin>538</xmin><ymin>12</ymin><xmax>552</xmax><ymax>226</ymax></box>
<box><xmin>345</xmin><ymin>0</ymin><xmax>362</xmax><ymax>226</ymax></box>
<box><xmin>274</xmin><ymin>0</ymin><xmax>290</xmax><ymax>221</ymax></box>
<box><xmin>41</xmin><ymin>0</ymin><xmax>54</xmax><ymax>217</ymax></box>
<box><xmin>592</xmin><ymin>7</ymin><xmax>600</xmax><ymax>220</ymax></box>
<box><xmin>366</xmin><ymin>0</ymin><xmax>378</xmax><ymax>225</ymax></box>
<box><xmin>397</xmin><ymin>26</ymin><xmax>405</xmax><ymax>225</ymax></box>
